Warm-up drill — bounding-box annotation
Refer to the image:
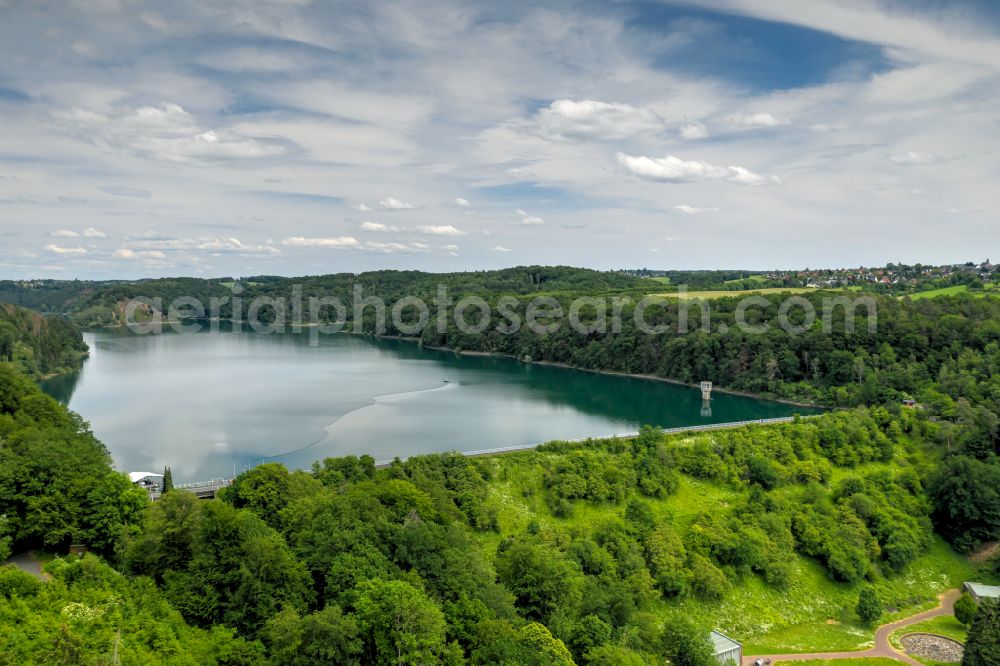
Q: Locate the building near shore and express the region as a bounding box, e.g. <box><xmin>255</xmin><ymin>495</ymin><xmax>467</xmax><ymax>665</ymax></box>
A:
<box><xmin>710</xmin><ymin>630</ymin><xmax>742</xmax><ymax>665</ymax></box>
<box><xmin>964</xmin><ymin>581</ymin><xmax>1000</xmax><ymax>604</ymax></box>
<box><xmin>128</xmin><ymin>471</ymin><xmax>163</xmax><ymax>490</ymax></box>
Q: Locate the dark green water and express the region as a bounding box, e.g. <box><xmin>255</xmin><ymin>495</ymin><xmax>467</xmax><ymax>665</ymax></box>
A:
<box><xmin>41</xmin><ymin>327</ymin><xmax>820</xmax><ymax>482</ymax></box>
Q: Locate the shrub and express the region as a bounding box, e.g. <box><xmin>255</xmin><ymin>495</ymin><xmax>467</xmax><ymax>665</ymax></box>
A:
<box><xmin>856</xmin><ymin>585</ymin><xmax>882</xmax><ymax>624</ymax></box>
<box><xmin>954</xmin><ymin>592</ymin><xmax>977</xmax><ymax>626</ymax></box>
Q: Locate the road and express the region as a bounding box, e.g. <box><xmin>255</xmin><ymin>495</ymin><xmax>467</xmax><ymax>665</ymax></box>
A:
<box><xmin>3</xmin><ymin>550</ymin><xmax>48</xmax><ymax>580</ymax></box>
<box><xmin>742</xmin><ymin>589</ymin><xmax>961</xmax><ymax>665</ymax></box>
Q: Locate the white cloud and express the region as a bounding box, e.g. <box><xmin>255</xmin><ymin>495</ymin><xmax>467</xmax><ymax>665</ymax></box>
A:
<box><xmin>360</xmin><ymin>221</ymin><xmax>399</xmax><ymax>232</ymax></box>
<box><xmin>513</xmin><ymin>209</ymin><xmax>544</xmax><ymax>225</ymax></box>
<box><xmin>491</xmin><ymin>245</ymin><xmax>511</xmax><ymax>252</ymax></box>
<box><xmin>44</xmin><ymin>244</ymin><xmax>87</xmax><ymax>255</ymax></box>
<box><xmin>279</xmin><ymin>237</ymin><xmax>442</xmax><ymax>254</ymax></box>
<box><xmin>363</xmin><ymin>241</ymin><xmax>422</xmax><ymax>254</ymax></box>
<box><xmin>674</xmin><ymin>205</ymin><xmax>719</xmax><ymax>215</ymax></box>
<box><xmin>453</xmin><ymin>197</ymin><xmax>470</xmax><ymax>207</ymax></box>
<box><xmin>616</xmin><ymin>152</ymin><xmax>779</xmax><ymax>185</ymax></box>
<box><xmin>416</xmin><ymin>225</ymin><xmax>467</xmax><ymax>236</ymax></box>
<box><xmin>732</xmin><ymin>112</ymin><xmax>788</xmax><ymax>127</ymax></box>
<box><xmin>728</xmin><ymin>166</ymin><xmax>781</xmax><ymax>186</ymax></box>
<box><xmin>51</xmin><ymin>103</ymin><xmax>286</xmax><ymax>166</ymax></box>
<box><xmin>127</xmin><ymin>237</ymin><xmax>280</xmax><ymax>255</ymax></box>
<box><xmin>71</xmin><ymin>40</ymin><xmax>99</xmax><ymax>57</ymax></box>
<box><xmin>379</xmin><ymin>197</ymin><xmax>416</xmax><ymax>210</ymax></box>
<box><xmin>889</xmin><ymin>151</ymin><xmax>942</xmax><ymax>165</ymax></box>
<box><xmin>534</xmin><ymin>99</ymin><xmax>664</xmax><ymax>140</ymax></box>
<box><xmin>197</xmin><ymin>47</ymin><xmax>315</xmax><ymax>73</ymax></box>
<box><xmin>114</xmin><ymin>248</ymin><xmax>166</xmax><ymax>259</ymax></box>
<box><xmin>139</xmin><ymin>11</ymin><xmax>185</xmax><ymax>35</ymax></box>
<box><xmin>51</xmin><ymin>227</ymin><xmax>106</xmax><ymax>239</ymax></box>
<box><xmin>680</xmin><ymin>122</ymin><xmax>709</xmax><ymax>140</ymax></box>
<box><xmin>280</xmin><ymin>236</ymin><xmax>362</xmax><ymax>248</ymax></box>
<box><xmin>3</xmin><ymin>0</ymin><xmax>999</xmax><ymax>274</ymax></box>
<box><xmin>617</xmin><ymin>153</ymin><xmax>726</xmax><ymax>181</ymax></box>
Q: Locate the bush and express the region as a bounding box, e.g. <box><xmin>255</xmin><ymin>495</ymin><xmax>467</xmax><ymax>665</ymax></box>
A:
<box><xmin>0</xmin><ymin>565</ymin><xmax>42</xmax><ymax>598</ymax></box>
<box><xmin>954</xmin><ymin>592</ymin><xmax>978</xmax><ymax>626</ymax></box>
<box><xmin>856</xmin><ymin>585</ymin><xmax>882</xmax><ymax>624</ymax></box>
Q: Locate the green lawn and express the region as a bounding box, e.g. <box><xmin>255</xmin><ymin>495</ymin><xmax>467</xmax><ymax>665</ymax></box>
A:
<box><xmin>656</xmin><ymin>287</ymin><xmax>817</xmax><ymax>300</ymax></box>
<box><xmin>889</xmin><ymin>614</ymin><xmax>968</xmax><ymax>659</ymax></box>
<box><xmin>907</xmin><ymin>283</ymin><xmax>998</xmax><ymax>300</ymax></box>
<box><xmin>742</xmin><ymin>537</ymin><xmax>975</xmax><ymax>654</ymax></box>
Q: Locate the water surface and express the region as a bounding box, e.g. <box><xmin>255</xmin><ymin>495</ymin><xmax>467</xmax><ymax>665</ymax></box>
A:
<box><xmin>41</xmin><ymin>327</ymin><xmax>818</xmax><ymax>482</ymax></box>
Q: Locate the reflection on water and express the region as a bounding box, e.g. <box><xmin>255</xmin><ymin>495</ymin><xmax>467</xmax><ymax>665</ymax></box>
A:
<box><xmin>40</xmin><ymin>326</ymin><xmax>820</xmax><ymax>482</ymax></box>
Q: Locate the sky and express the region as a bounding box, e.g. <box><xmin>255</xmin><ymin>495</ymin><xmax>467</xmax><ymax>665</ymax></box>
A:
<box><xmin>0</xmin><ymin>0</ymin><xmax>998</xmax><ymax>279</ymax></box>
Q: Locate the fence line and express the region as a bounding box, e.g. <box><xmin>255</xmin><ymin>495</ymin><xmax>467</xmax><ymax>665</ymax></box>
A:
<box><xmin>374</xmin><ymin>415</ymin><xmax>806</xmax><ymax>467</ymax></box>
<box><xmin>172</xmin><ymin>477</ymin><xmax>230</xmax><ymax>491</ymax></box>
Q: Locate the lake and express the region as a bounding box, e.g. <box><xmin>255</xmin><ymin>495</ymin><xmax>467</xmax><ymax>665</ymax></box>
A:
<box><xmin>41</xmin><ymin>327</ymin><xmax>819</xmax><ymax>482</ymax></box>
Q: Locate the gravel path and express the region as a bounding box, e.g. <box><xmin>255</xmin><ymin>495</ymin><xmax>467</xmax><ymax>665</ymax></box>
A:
<box><xmin>742</xmin><ymin>589</ymin><xmax>961</xmax><ymax>666</ymax></box>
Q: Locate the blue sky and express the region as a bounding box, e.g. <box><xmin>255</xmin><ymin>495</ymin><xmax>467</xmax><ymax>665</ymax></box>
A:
<box><xmin>0</xmin><ymin>0</ymin><xmax>998</xmax><ymax>278</ymax></box>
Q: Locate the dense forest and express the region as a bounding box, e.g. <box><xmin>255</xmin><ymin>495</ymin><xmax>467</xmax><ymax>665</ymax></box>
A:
<box><xmin>0</xmin><ymin>267</ymin><xmax>656</xmax><ymax>326</ymax></box>
<box><xmin>2</xmin><ymin>346</ymin><xmax>1000</xmax><ymax>662</ymax></box>
<box><xmin>2</xmin><ymin>277</ymin><xmax>1000</xmax><ymax>663</ymax></box>
<box><xmin>0</xmin><ymin>304</ymin><xmax>88</xmax><ymax>378</ymax></box>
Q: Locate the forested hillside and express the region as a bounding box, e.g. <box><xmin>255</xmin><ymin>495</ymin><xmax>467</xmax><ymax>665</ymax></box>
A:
<box><xmin>417</xmin><ymin>292</ymin><xmax>1000</xmax><ymax>407</ymax></box>
<box><xmin>0</xmin><ymin>304</ymin><xmax>88</xmax><ymax>378</ymax></box>
<box><xmin>2</xmin><ymin>355</ymin><xmax>998</xmax><ymax>664</ymax></box>
<box><xmin>0</xmin><ymin>364</ymin><xmax>145</xmax><ymax>561</ymax></box>
<box><xmin>0</xmin><ymin>267</ymin><xmax>654</xmax><ymax>326</ymax></box>
<box><xmin>2</xmin><ymin>276</ymin><xmax>1000</xmax><ymax>663</ymax></box>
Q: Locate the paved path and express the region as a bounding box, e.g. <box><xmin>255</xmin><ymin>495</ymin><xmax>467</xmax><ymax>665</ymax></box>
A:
<box><xmin>2</xmin><ymin>550</ymin><xmax>48</xmax><ymax>580</ymax></box>
<box><xmin>742</xmin><ymin>589</ymin><xmax>961</xmax><ymax>666</ymax></box>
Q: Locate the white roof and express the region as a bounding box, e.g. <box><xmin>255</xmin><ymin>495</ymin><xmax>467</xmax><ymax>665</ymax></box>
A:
<box><xmin>966</xmin><ymin>582</ymin><xmax>1000</xmax><ymax>598</ymax></box>
<box><xmin>128</xmin><ymin>471</ymin><xmax>164</xmax><ymax>483</ymax></box>
<box><xmin>710</xmin><ymin>630</ymin><xmax>741</xmax><ymax>654</ymax></box>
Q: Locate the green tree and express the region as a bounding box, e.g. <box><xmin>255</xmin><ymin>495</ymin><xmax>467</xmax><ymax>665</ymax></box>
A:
<box><xmin>126</xmin><ymin>497</ymin><xmax>312</xmax><ymax>636</ymax></box>
<box><xmin>0</xmin><ymin>321</ymin><xmax>16</xmax><ymax>362</ymax></box>
<box><xmin>570</xmin><ymin>614</ymin><xmax>612</xmax><ymax>658</ymax></box>
<box><xmin>963</xmin><ymin>599</ymin><xmax>1000</xmax><ymax>666</ymax></box>
<box><xmin>659</xmin><ymin>615</ymin><xmax>715</xmax><ymax>666</ymax></box>
<box><xmin>644</xmin><ymin>523</ymin><xmax>689</xmax><ymax>596</ymax></box>
<box><xmin>221</xmin><ymin>463</ymin><xmax>292</xmax><ymax>527</ymax></box>
<box><xmin>856</xmin><ymin>585</ymin><xmax>883</xmax><ymax>624</ymax></box>
<box><xmin>353</xmin><ymin>578</ymin><xmax>447</xmax><ymax>665</ymax></box>
<box><xmin>517</xmin><ymin>622</ymin><xmax>575</xmax><ymax>666</ymax></box>
<box><xmin>263</xmin><ymin>605</ymin><xmax>362</xmax><ymax>666</ymax></box>
<box><xmin>0</xmin><ymin>554</ymin><xmax>264</xmax><ymax>665</ymax></box>
<box><xmin>584</xmin><ymin>644</ymin><xmax>646</xmax><ymax>666</ymax></box>
<box><xmin>955</xmin><ymin>592</ymin><xmax>978</xmax><ymax>626</ymax></box>
<box><xmin>930</xmin><ymin>456</ymin><xmax>1000</xmax><ymax>551</ymax></box>
<box><xmin>496</xmin><ymin>540</ymin><xmax>583</xmax><ymax>623</ymax></box>
<box><xmin>163</xmin><ymin>466</ymin><xmax>174</xmax><ymax>493</ymax></box>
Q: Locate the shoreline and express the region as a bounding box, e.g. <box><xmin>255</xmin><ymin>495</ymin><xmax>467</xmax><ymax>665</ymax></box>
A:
<box><xmin>409</xmin><ymin>338</ymin><xmax>823</xmax><ymax>409</ymax></box>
